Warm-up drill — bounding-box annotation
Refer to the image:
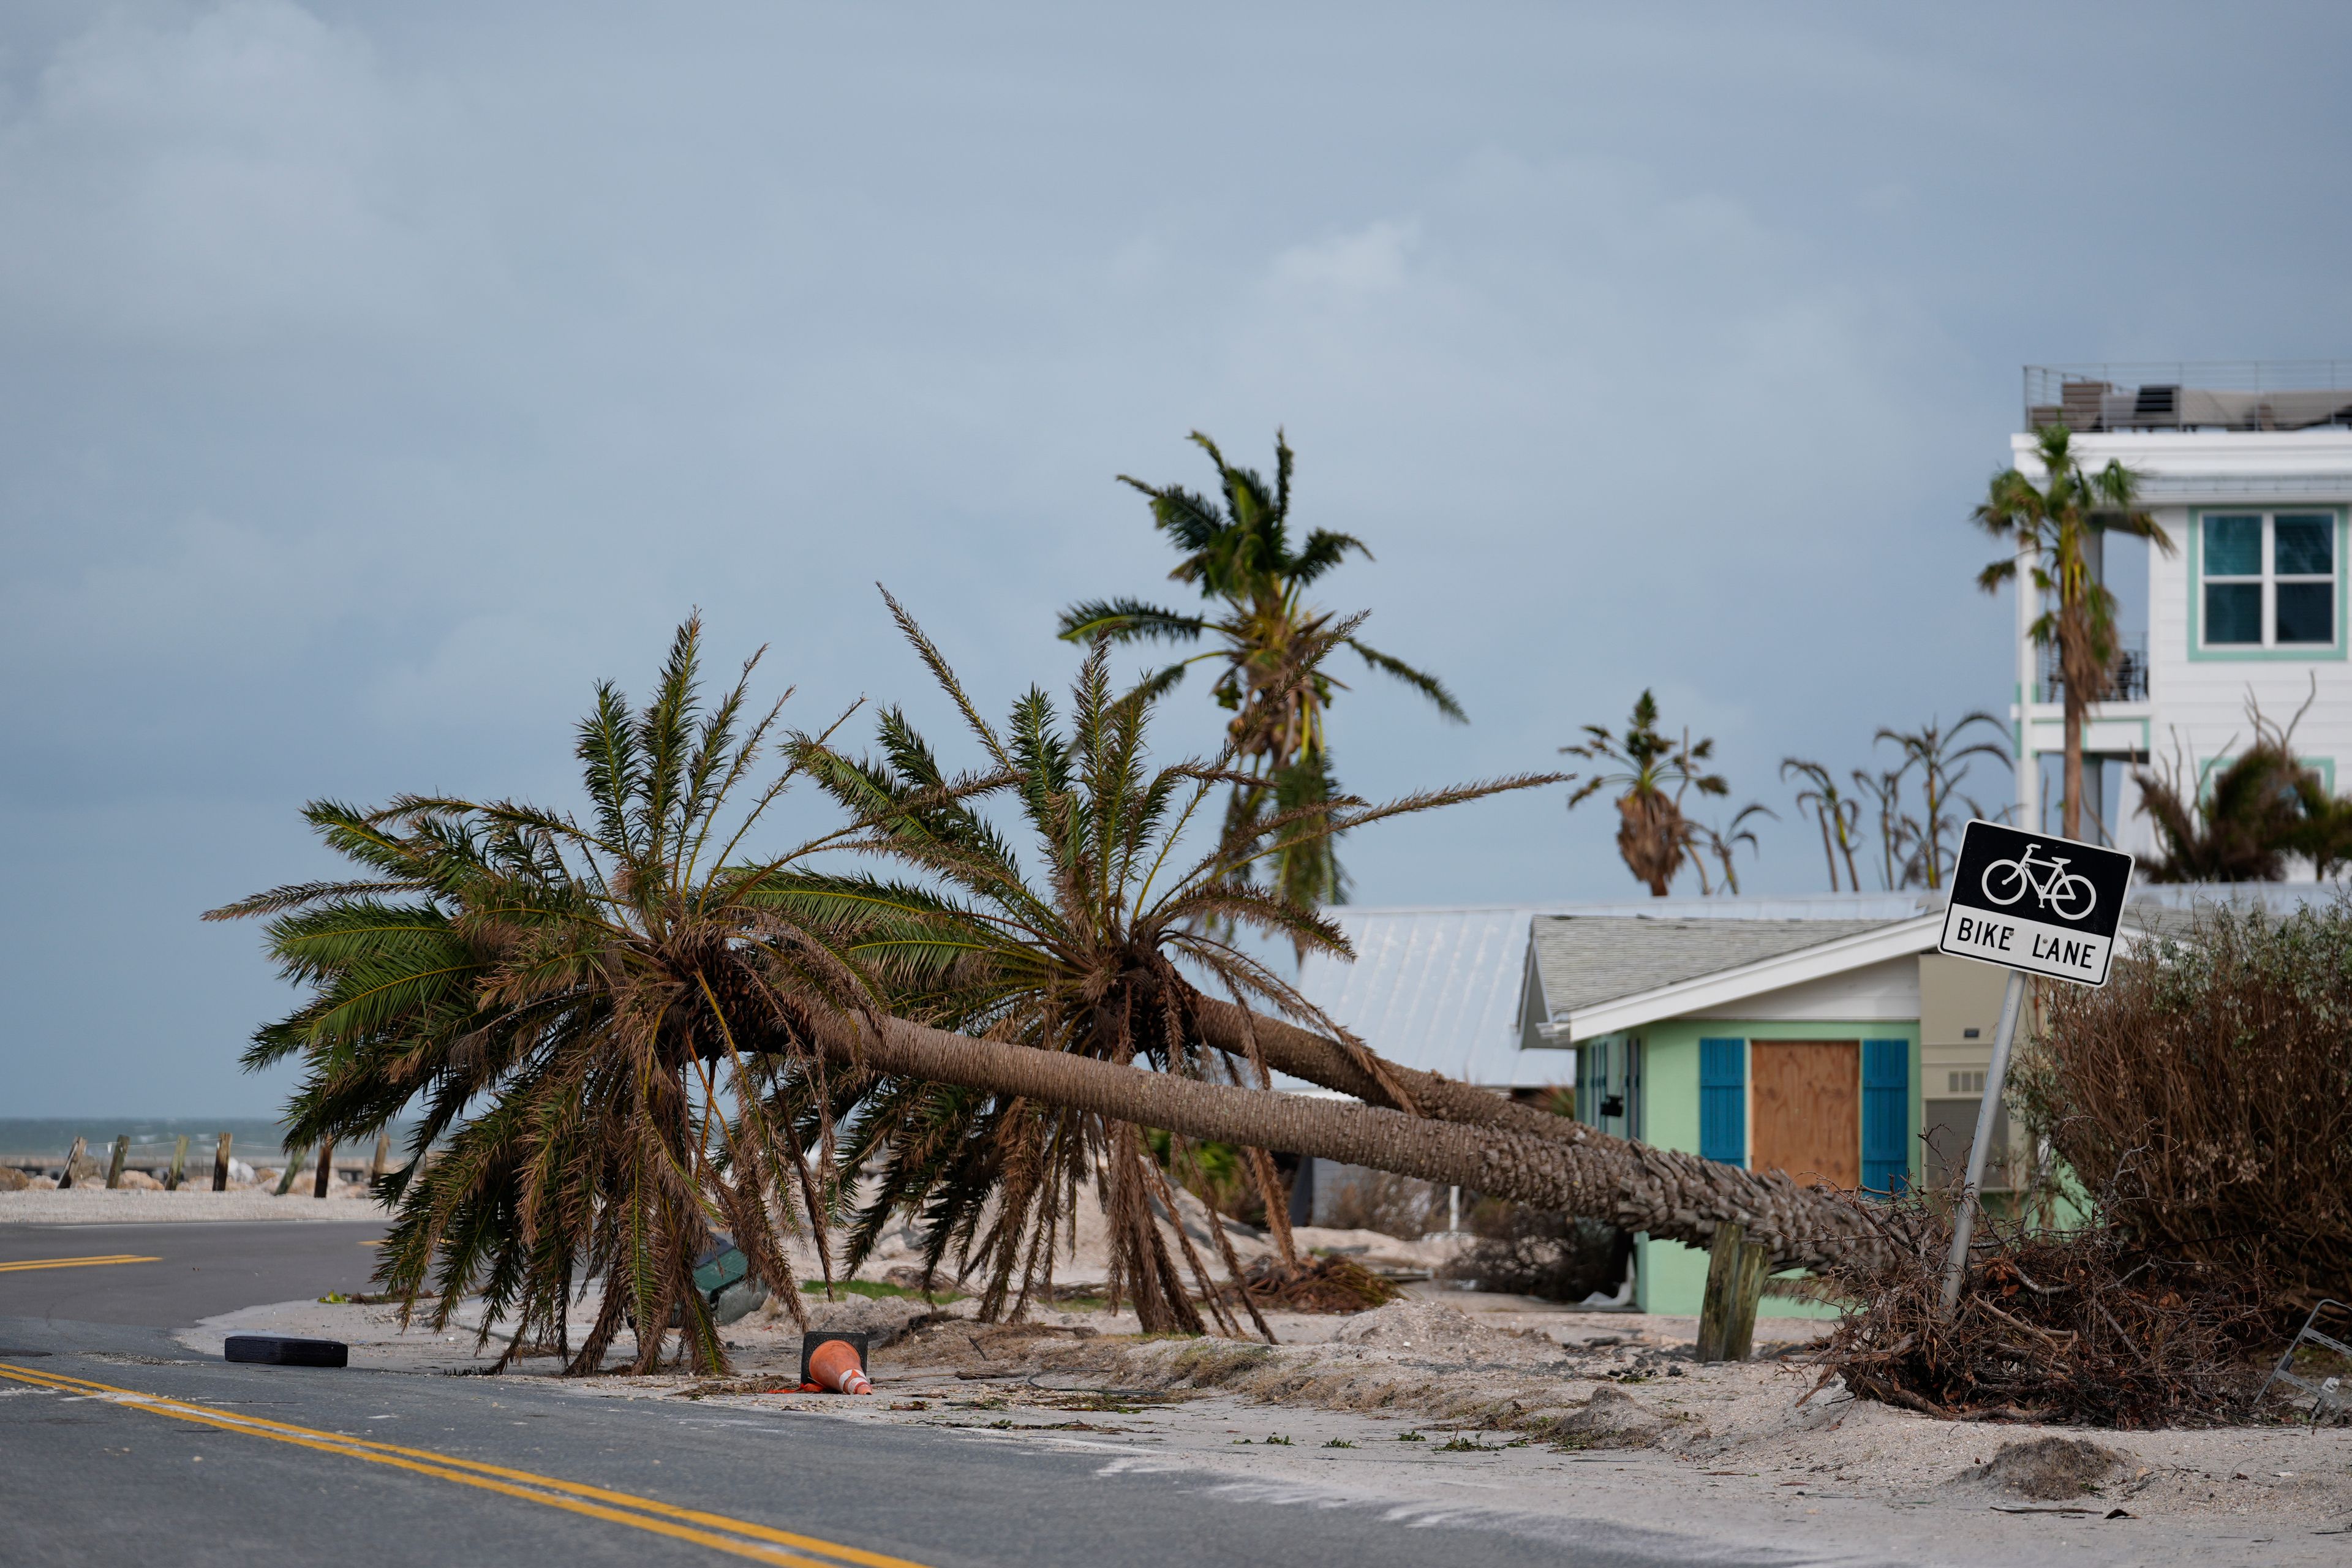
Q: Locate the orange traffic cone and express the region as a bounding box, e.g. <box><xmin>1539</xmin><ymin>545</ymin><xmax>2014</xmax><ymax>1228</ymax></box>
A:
<box><xmin>804</xmin><ymin>1337</ymin><xmax>872</xmax><ymax>1395</ymax></box>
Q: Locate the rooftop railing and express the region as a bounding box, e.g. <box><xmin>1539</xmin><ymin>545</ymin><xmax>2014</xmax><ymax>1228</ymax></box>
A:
<box><xmin>2025</xmin><ymin>363</ymin><xmax>2352</xmax><ymax>434</ymax></box>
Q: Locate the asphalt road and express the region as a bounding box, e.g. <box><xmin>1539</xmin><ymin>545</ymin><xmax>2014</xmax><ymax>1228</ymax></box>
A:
<box><xmin>0</xmin><ymin>1225</ymin><xmax>1798</xmax><ymax>1568</ymax></box>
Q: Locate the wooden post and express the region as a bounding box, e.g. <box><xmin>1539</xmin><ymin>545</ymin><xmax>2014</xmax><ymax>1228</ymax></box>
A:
<box><xmin>211</xmin><ymin>1131</ymin><xmax>234</xmax><ymax>1192</ymax></box>
<box><xmin>275</xmin><ymin>1144</ymin><xmax>307</xmax><ymax>1196</ymax></box>
<box><xmin>371</xmin><ymin>1129</ymin><xmax>391</xmax><ymax>1181</ymax></box>
<box><xmin>1695</xmin><ymin>1221</ymin><xmax>1771</xmax><ymax>1363</ymax></box>
<box><xmin>59</xmin><ymin>1136</ymin><xmax>86</xmax><ymax>1189</ymax></box>
<box><xmin>105</xmin><ymin>1136</ymin><xmax>130</xmax><ymax>1189</ymax></box>
<box><xmin>166</xmin><ymin>1136</ymin><xmax>189</xmax><ymax>1191</ymax></box>
<box><xmin>313</xmin><ymin>1140</ymin><xmax>336</xmax><ymax>1199</ymax></box>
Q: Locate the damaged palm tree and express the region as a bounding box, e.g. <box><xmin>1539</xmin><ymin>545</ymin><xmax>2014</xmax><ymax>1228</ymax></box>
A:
<box><xmin>213</xmin><ymin>614</ymin><xmax>1909</xmax><ymax>1374</ymax></box>
<box><xmin>206</xmin><ymin>619</ymin><xmax>902</xmax><ymax>1375</ymax></box>
<box><xmin>1563</xmin><ymin>692</ymin><xmax>1727</xmax><ymax>896</ymax></box>
<box><xmin>777</xmin><ymin>590</ymin><xmax>1555</xmax><ymax>1333</ymax></box>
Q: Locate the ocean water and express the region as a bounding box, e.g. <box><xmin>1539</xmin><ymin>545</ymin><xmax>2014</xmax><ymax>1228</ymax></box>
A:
<box><xmin>0</xmin><ymin>1117</ymin><xmax>312</xmax><ymax>1163</ymax></box>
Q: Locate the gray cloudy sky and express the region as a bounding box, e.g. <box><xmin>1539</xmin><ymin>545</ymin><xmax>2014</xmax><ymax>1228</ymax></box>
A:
<box><xmin>5</xmin><ymin>2</ymin><xmax>2347</xmax><ymax>1115</ymax></box>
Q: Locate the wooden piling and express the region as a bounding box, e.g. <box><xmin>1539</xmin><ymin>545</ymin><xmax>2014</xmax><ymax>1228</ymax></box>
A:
<box><xmin>105</xmin><ymin>1136</ymin><xmax>130</xmax><ymax>1190</ymax></box>
<box><xmin>275</xmin><ymin>1144</ymin><xmax>307</xmax><ymax>1196</ymax></box>
<box><xmin>371</xmin><ymin>1129</ymin><xmax>391</xmax><ymax>1181</ymax></box>
<box><xmin>313</xmin><ymin>1140</ymin><xmax>335</xmax><ymax>1199</ymax></box>
<box><xmin>59</xmin><ymin>1136</ymin><xmax>86</xmax><ymax>1189</ymax></box>
<box><xmin>1695</xmin><ymin>1221</ymin><xmax>1771</xmax><ymax>1363</ymax></box>
<box><xmin>211</xmin><ymin>1131</ymin><xmax>234</xmax><ymax>1192</ymax></box>
<box><xmin>166</xmin><ymin>1136</ymin><xmax>189</xmax><ymax>1191</ymax></box>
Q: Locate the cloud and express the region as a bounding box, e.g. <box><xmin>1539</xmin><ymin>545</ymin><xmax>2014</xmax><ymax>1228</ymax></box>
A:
<box><xmin>0</xmin><ymin>0</ymin><xmax>476</xmax><ymax>346</ymax></box>
<box><xmin>1</xmin><ymin>1</ymin><xmax>2346</xmax><ymax>1111</ymax></box>
<box><xmin>1268</xmin><ymin>219</ymin><xmax>1418</xmax><ymax>300</ymax></box>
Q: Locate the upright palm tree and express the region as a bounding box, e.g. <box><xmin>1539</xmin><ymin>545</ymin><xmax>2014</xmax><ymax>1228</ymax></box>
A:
<box><xmin>780</xmin><ymin>593</ymin><xmax>1551</xmax><ymax>1331</ymax></box>
<box><xmin>1781</xmin><ymin>758</ymin><xmax>1861</xmax><ymax>891</ymax></box>
<box><xmin>1852</xmin><ymin>766</ymin><xmax>1920</xmax><ymax>892</ymax></box>
<box><xmin>1974</xmin><ymin>426</ymin><xmax>2174</xmax><ymax>840</ymax></box>
<box><xmin>1059</xmin><ymin>431</ymin><xmax>1463</xmax><ymax>924</ymax></box>
<box><xmin>1873</xmin><ymin>714</ymin><xmax>2008</xmax><ymax>888</ymax></box>
<box><xmin>1563</xmin><ymin>692</ymin><xmax>1728</xmax><ymax>895</ymax></box>
<box><xmin>1689</xmin><ymin>803</ymin><xmax>1774</xmax><ymax>895</ymax></box>
<box><xmin>206</xmin><ymin>619</ymin><xmax>891</xmax><ymax>1375</ymax></box>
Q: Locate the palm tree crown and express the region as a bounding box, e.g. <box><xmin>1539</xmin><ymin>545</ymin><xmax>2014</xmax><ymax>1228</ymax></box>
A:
<box><xmin>1974</xmin><ymin>425</ymin><xmax>2173</xmax><ymax>840</ymax></box>
<box><xmin>783</xmin><ymin>592</ymin><xmax>1550</xmax><ymax>1330</ymax></box>
<box><xmin>208</xmin><ymin>619</ymin><xmax>885</xmax><ymax>1375</ymax></box>
<box><xmin>1058</xmin><ymin>429</ymin><xmax>1463</xmax><ymax>918</ymax></box>
<box><xmin>1564</xmin><ymin>690</ymin><xmax>1728</xmax><ymax>895</ymax></box>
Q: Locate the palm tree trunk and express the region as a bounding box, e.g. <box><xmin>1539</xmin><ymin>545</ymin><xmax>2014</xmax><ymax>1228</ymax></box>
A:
<box><xmin>2062</xmin><ymin>685</ymin><xmax>2084</xmax><ymax>840</ymax></box>
<box><xmin>792</xmin><ymin>1005</ymin><xmax>1895</xmax><ymax>1273</ymax></box>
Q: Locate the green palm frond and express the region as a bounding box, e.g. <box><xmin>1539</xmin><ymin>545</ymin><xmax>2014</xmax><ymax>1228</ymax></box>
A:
<box><xmin>778</xmin><ymin>595</ymin><xmax>1559</xmax><ymax>1332</ymax></box>
<box><xmin>1066</xmin><ymin>431</ymin><xmax>1464</xmax><ymax>933</ymax></box>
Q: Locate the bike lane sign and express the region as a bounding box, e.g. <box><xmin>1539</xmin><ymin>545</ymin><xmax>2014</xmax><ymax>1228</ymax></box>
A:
<box><xmin>1937</xmin><ymin>820</ymin><xmax>2135</xmax><ymax>987</ymax></box>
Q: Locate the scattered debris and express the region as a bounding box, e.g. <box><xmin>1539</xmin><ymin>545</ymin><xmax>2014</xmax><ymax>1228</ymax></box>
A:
<box><xmin>1226</xmin><ymin>1254</ymin><xmax>1400</xmax><ymax>1314</ymax></box>
<box><xmin>1811</xmin><ymin>1196</ymin><xmax>2267</xmax><ymax>1428</ymax></box>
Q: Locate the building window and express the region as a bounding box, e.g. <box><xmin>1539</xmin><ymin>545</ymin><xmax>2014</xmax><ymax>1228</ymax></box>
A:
<box><xmin>2201</xmin><ymin>511</ymin><xmax>2337</xmax><ymax>649</ymax></box>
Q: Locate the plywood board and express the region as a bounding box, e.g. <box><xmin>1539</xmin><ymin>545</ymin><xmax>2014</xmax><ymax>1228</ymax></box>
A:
<box><xmin>1751</xmin><ymin>1040</ymin><xmax>1860</xmax><ymax>1190</ymax></box>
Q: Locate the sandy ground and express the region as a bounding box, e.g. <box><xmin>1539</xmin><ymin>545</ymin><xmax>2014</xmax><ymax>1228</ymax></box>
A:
<box><xmin>171</xmin><ymin>1284</ymin><xmax>2352</xmax><ymax>1567</ymax></box>
<box><xmin>0</xmin><ymin>1185</ymin><xmax>386</xmax><ymax>1224</ymax></box>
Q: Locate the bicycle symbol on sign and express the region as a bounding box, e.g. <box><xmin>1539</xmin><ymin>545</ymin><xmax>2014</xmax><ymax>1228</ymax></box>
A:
<box><xmin>1980</xmin><ymin>842</ymin><xmax>2097</xmax><ymax>921</ymax></box>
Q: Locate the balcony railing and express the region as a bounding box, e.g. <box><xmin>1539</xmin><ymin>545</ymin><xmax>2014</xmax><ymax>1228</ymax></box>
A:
<box><xmin>2035</xmin><ymin>646</ymin><xmax>2147</xmax><ymax>706</ymax></box>
<box><xmin>2025</xmin><ymin>363</ymin><xmax>2352</xmax><ymax>434</ymax></box>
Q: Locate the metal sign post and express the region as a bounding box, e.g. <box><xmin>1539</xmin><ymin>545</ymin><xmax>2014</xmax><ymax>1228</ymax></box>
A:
<box><xmin>1934</xmin><ymin>820</ymin><xmax>2135</xmax><ymax>1312</ymax></box>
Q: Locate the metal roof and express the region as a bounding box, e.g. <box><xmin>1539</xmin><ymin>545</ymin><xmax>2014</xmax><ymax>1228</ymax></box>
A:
<box><xmin>1291</xmin><ymin>906</ymin><xmax>1566</xmax><ymax>1090</ymax></box>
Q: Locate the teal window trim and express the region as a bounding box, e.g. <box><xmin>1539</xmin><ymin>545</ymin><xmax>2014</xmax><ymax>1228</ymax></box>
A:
<box><xmin>2188</xmin><ymin>508</ymin><xmax>2348</xmax><ymax>662</ymax></box>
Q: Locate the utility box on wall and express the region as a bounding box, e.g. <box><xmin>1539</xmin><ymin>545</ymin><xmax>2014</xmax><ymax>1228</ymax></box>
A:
<box><xmin>1918</xmin><ymin>954</ymin><xmax>2024</xmax><ymax>1191</ymax></box>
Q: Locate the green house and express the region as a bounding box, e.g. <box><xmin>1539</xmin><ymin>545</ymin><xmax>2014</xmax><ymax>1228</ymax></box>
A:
<box><xmin>1298</xmin><ymin>897</ymin><xmax>2022</xmax><ymax>1316</ymax></box>
<box><xmin>1530</xmin><ymin>908</ymin><xmax>2006</xmax><ymax>1314</ymax></box>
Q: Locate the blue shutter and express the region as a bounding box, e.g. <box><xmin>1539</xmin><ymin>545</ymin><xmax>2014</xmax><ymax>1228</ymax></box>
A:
<box><xmin>1698</xmin><ymin>1038</ymin><xmax>1745</xmax><ymax>1167</ymax></box>
<box><xmin>1861</xmin><ymin>1039</ymin><xmax>1910</xmax><ymax>1197</ymax></box>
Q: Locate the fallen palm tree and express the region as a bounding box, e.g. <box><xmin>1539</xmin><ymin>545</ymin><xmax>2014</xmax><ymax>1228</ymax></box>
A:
<box><xmin>212</xmin><ymin>611</ymin><xmax>1899</xmax><ymax>1374</ymax></box>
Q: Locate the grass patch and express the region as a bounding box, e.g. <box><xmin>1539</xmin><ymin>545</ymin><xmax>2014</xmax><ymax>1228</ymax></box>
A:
<box><xmin>800</xmin><ymin>1278</ymin><xmax>963</xmax><ymax>1304</ymax></box>
<box><xmin>1321</xmin><ymin>1438</ymin><xmax>1354</xmax><ymax>1449</ymax></box>
<box><xmin>1396</xmin><ymin>1430</ymin><xmax>1425</xmax><ymax>1442</ymax></box>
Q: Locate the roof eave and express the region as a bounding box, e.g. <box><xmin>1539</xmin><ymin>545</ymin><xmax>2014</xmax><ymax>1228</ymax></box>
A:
<box><xmin>1556</xmin><ymin>913</ymin><xmax>1944</xmax><ymax>1042</ymax></box>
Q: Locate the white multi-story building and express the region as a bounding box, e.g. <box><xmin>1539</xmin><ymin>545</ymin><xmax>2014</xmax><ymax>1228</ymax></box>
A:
<box><xmin>2008</xmin><ymin>364</ymin><xmax>2352</xmax><ymax>867</ymax></box>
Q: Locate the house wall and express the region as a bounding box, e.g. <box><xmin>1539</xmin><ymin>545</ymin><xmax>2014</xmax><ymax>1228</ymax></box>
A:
<box><xmin>2010</xmin><ymin>430</ymin><xmax>2352</xmax><ymax>858</ymax></box>
<box><xmin>1627</xmin><ymin>1015</ymin><xmax>1921</xmax><ymax>1317</ymax></box>
<box><xmin>1683</xmin><ymin>955</ymin><xmax>1919</xmax><ymax>1021</ymax></box>
<box><xmin>2134</xmin><ymin>500</ymin><xmax>2352</xmax><ymax>858</ymax></box>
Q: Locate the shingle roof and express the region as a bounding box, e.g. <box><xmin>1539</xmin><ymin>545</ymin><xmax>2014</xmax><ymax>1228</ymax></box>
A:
<box><xmin>1528</xmin><ymin>917</ymin><xmax>1901</xmax><ymax>1017</ymax></box>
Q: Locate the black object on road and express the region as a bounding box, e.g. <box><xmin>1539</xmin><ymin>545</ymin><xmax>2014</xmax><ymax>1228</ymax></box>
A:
<box><xmin>224</xmin><ymin>1334</ymin><xmax>348</xmax><ymax>1368</ymax></box>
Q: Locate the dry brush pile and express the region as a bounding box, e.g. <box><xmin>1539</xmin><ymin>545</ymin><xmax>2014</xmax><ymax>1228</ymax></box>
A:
<box><xmin>2013</xmin><ymin>896</ymin><xmax>2352</xmax><ymax>1322</ymax></box>
<box><xmin>1818</xmin><ymin>897</ymin><xmax>2352</xmax><ymax>1427</ymax></box>
<box><xmin>1811</xmin><ymin>1196</ymin><xmax>2267</xmax><ymax>1428</ymax></box>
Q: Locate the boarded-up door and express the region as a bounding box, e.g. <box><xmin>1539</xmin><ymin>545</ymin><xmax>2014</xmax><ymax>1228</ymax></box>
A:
<box><xmin>1751</xmin><ymin>1041</ymin><xmax>1860</xmax><ymax>1190</ymax></box>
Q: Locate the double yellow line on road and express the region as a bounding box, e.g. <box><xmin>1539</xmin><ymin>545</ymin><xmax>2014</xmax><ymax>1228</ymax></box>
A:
<box><xmin>0</xmin><ymin>1362</ymin><xmax>930</xmax><ymax>1568</ymax></box>
<box><xmin>0</xmin><ymin>1254</ymin><xmax>160</xmax><ymax>1273</ymax></box>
